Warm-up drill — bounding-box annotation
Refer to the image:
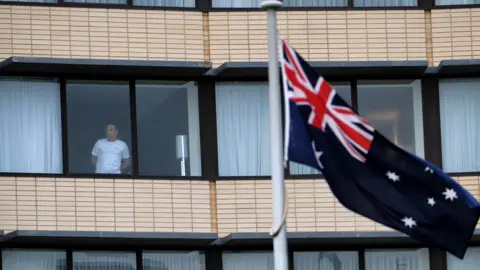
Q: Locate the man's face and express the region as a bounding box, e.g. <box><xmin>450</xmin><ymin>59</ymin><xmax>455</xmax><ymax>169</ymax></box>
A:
<box><xmin>106</xmin><ymin>125</ymin><xmax>117</xmax><ymax>140</ymax></box>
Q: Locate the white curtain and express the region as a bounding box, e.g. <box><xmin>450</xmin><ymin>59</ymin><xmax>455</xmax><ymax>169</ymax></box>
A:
<box><xmin>0</xmin><ymin>77</ymin><xmax>63</xmax><ymax>174</ymax></box>
<box><xmin>288</xmin><ymin>83</ymin><xmax>352</xmax><ymax>176</ymax></box>
<box><xmin>294</xmin><ymin>251</ymin><xmax>359</xmax><ymax>270</ymax></box>
<box><xmin>365</xmin><ymin>249</ymin><xmax>429</xmax><ymax>270</ymax></box>
<box><xmin>447</xmin><ymin>247</ymin><xmax>480</xmax><ymax>270</ymax></box>
<box><xmin>73</xmin><ymin>252</ymin><xmax>136</xmax><ymax>270</ymax></box>
<box><xmin>216</xmin><ymin>82</ymin><xmax>271</xmax><ymax>177</ymax></box>
<box><xmin>436</xmin><ymin>0</ymin><xmax>478</xmax><ymax>5</ymax></box>
<box><xmin>212</xmin><ymin>0</ymin><xmax>345</xmax><ymax>7</ymax></box>
<box><xmin>223</xmin><ymin>252</ymin><xmax>274</xmax><ymax>270</ymax></box>
<box><xmin>439</xmin><ymin>78</ymin><xmax>480</xmax><ymax>173</ymax></box>
<box><xmin>354</xmin><ymin>0</ymin><xmax>417</xmax><ymax>6</ymax></box>
<box><xmin>64</xmin><ymin>0</ymin><xmax>126</xmax><ymax>3</ymax></box>
<box><xmin>133</xmin><ymin>0</ymin><xmax>194</xmax><ymax>7</ymax></box>
<box><xmin>143</xmin><ymin>251</ymin><xmax>205</xmax><ymax>270</ymax></box>
<box><xmin>2</xmin><ymin>249</ymin><xmax>66</xmax><ymax>270</ymax></box>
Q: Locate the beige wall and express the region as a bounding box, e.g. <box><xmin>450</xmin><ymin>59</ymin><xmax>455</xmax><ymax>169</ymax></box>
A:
<box><xmin>0</xmin><ymin>177</ymin><xmax>211</xmax><ymax>233</ymax></box>
<box><xmin>0</xmin><ymin>6</ymin><xmax>205</xmax><ymax>61</ymax></box>
<box><xmin>1</xmin><ymin>176</ymin><xmax>478</xmax><ymax>235</ymax></box>
<box><xmin>1</xmin><ymin>6</ymin><xmax>480</xmax><ymax>67</ymax></box>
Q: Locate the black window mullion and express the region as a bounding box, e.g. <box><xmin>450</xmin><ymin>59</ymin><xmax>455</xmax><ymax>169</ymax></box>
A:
<box><xmin>421</xmin><ymin>77</ymin><xmax>442</xmax><ymax>168</ymax></box>
<box><xmin>136</xmin><ymin>250</ymin><xmax>142</xmax><ymax>270</ymax></box>
<box><xmin>358</xmin><ymin>248</ymin><xmax>365</xmax><ymax>270</ymax></box>
<box><xmin>67</xmin><ymin>249</ymin><xmax>73</xmax><ymax>270</ymax></box>
<box><xmin>196</xmin><ymin>0</ymin><xmax>211</xmax><ymax>11</ymax></box>
<box><xmin>350</xmin><ymin>79</ymin><xmax>358</xmax><ymax>113</ymax></box>
<box><xmin>127</xmin><ymin>0</ymin><xmax>133</xmax><ymax>7</ymax></box>
<box><xmin>419</xmin><ymin>0</ymin><xmax>434</xmax><ymax>10</ymax></box>
<box><xmin>288</xmin><ymin>250</ymin><xmax>294</xmax><ymax>270</ymax></box>
<box><xmin>60</xmin><ymin>78</ymin><xmax>69</xmax><ymax>175</ymax></box>
<box><xmin>429</xmin><ymin>248</ymin><xmax>447</xmax><ymax>270</ymax></box>
<box><xmin>198</xmin><ymin>80</ymin><xmax>219</xmax><ymax>180</ymax></box>
<box><xmin>129</xmin><ymin>80</ymin><xmax>140</xmax><ymax>178</ymax></box>
<box><xmin>348</xmin><ymin>0</ymin><xmax>354</xmax><ymax>8</ymax></box>
<box><xmin>205</xmin><ymin>248</ymin><xmax>223</xmax><ymax>270</ymax></box>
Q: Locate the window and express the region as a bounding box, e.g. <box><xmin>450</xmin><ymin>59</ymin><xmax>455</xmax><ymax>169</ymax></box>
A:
<box><xmin>447</xmin><ymin>247</ymin><xmax>480</xmax><ymax>270</ymax></box>
<box><xmin>64</xmin><ymin>0</ymin><xmax>126</xmax><ymax>3</ymax></box>
<box><xmin>0</xmin><ymin>77</ymin><xmax>63</xmax><ymax>174</ymax></box>
<box><xmin>439</xmin><ymin>78</ymin><xmax>480</xmax><ymax>173</ymax></box>
<box><xmin>223</xmin><ymin>252</ymin><xmax>273</xmax><ymax>270</ymax></box>
<box><xmin>216</xmin><ymin>82</ymin><xmax>270</xmax><ymax>177</ymax></box>
<box><xmin>294</xmin><ymin>251</ymin><xmax>359</xmax><ymax>270</ymax></box>
<box><xmin>66</xmin><ymin>80</ymin><xmax>132</xmax><ymax>175</ymax></box>
<box><xmin>354</xmin><ymin>0</ymin><xmax>417</xmax><ymax>6</ymax></box>
<box><xmin>2</xmin><ymin>249</ymin><xmax>66</xmax><ymax>270</ymax></box>
<box><xmin>365</xmin><ymin>249</ymin><xmax>430</xmax><ymax>270</ymax></box>
<box><xmin>357</xmin><ymin>80</ymin><xmax>424</xmax><ymax>158</ymax></box>
<box><xmin>133</xmin><ymin>0</ymin><xmax>195</xmax><ymax>7</ymax></box>
<box><xmin>289</xmin><ymin>82</ymin><xmax>352</xmax><ymax>175</ymax></box>
<box><xmin>211</xmin><ymin>0</ymin><xmax>347</xmax><ymax>8</ymax></box>
<box><xmin>143</xmin><ymin>251</ymin><xmax>205</xmax><ymax>270</ymax></box>
<box><xmin>73</xmin><ymin>251</ymin><xmax>136</xmax><ymax>269</ymax></box>
<box><xmin>136</xmin><ymin>81</ymin><xmax>201</xmax><ymax>177</ymax></box>
<box><xmin>436</xmin><ymin>0</ymin><xmax>480</xmax><ymax>5</ymax></box>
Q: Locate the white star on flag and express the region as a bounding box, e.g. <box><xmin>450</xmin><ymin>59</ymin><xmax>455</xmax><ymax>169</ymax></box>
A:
<box><xmin>312</xmin><ymin>141</ymin><xmax>324</xmax><ymax>169</ymax></box>
<box><xmin>402</xmin><ymin>217</ymin><xmax>417</xmax><ymax>228</ymax></box>
<box><xmin>443</xmin><ymin>188</ymin><xmax>458</xmax><ymax>201</ymax></box>
<box><xmin>427</xmin><ymin>197</ymin><xmax>436</xmax><ymax>206</ymax></box>
<box><xmin>425</xmin><ymin>166</ymin><xmax>434</xmax><ymax>174</ymax></box>
<box><xmin>386</xmin><ymin>171</ymin><xmax>400</xmax><ymax>182</ymax></box>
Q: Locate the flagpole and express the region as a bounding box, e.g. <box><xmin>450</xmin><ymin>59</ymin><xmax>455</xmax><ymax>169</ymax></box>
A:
<box><xmin>260</xmin><ymin>1</ymin><xmax>289</xmax><ymax>270</ymax></box>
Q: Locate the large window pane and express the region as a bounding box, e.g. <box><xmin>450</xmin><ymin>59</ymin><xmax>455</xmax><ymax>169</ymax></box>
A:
<box><xmin>294</xmin><ymin>251</ymin><xmax>359</xmax><ymax>270</ymax></box>
<box><xmin>354</xmin><ymin>0</ymin><xmax>416</xmax><ymax>6</ymax></box>
<box><xmin>0</xmin><ymin>77</ymin><xmax>63</xmax><ymax>174</ymax></box>
<box><xmin>73</xmin><ymin>251</ymin><xmax>136</xmax><ymax>270</ymax></box>
<box><xmin>289</xmin><ymin>82</ymin><xmax>352</xmax><ymax>175</ymax></box>
<box><xmin>358</xmin><ymin>80</ymin><xmax>424</xmax><ymax>158</ymax></box>
<box><xmin>212</xmin><ymin>0</ymin><xmax>346</xmax><ymax>8</ymax></box>
<box><xmin>3</xmin><ymin>249</ymin><xmax>66</xmax><ymax>270</ymax></box>
<box><xmin>436</xmin><ymin>0</ymin><xmax>479</xmax><ymax>5</ymax></box>
<box><xmin>67</xmin><ymin>80</ymin><xmax>132</xmax><ymax>175</ymax></box>
<box><xmin>439</xmin><ymin>78</ymin><xmax>480</xmax><ymax>173</ymax></box>
<box><xmin>216</xmin><ymin>82</ymin><xmax>270</xmax><ymax>176</ymax></box>
<box><xmin>223</xmin><ymin>252</ymin><xmax>273</xmax><ymax>270</ymax></box>
<box><xmin>365</xmin><ymin>249</ymin><xmax>429</xmax><ymax>270</ymax></box>
<box><xmin>136</xmin><ymin>81</ymin><xmax>201</xmax><ymax>177</ymax></box>
<box><xmin>143</xmin><ymin>251</ymin><xmax>205</xmax><ymax>270</ymax></box>
<box><xmin>133</xmin><ymin>0</ymin><xmax>194</xmax><ymax>7</ymax></box>
<box><xmin>447</xmin><ymin>247</ymin><xmax>480</xmax><ymax>270</ymax></box>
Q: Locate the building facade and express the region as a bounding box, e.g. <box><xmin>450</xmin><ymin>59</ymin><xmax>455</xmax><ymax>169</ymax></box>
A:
<box><xmin>0</xmin><ymin>0</ymin><xmax>480</xmax><ymax>269</ymax></box>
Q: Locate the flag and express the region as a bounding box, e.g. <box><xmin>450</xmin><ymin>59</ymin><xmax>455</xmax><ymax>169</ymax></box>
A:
<box><xmin>280</xmin><ymin>39</ymin><xmax>480</xmax><ymax>259</ymax></box>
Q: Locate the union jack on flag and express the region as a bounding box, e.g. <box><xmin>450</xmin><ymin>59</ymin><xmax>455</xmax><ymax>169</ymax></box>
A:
<box><xmin>279</xmin><ymin>39</ymin><xmax>480</xmax><ymax>259</ymax></box>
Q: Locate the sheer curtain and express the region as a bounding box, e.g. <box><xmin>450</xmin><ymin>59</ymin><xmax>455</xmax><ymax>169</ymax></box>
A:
<box><xmin>73</xmin><ymin>251</ymin><xmax>136</xmax><ymax>270</ymax></box>
<box><xmin>294</xmin><ymin>251</ymin><xmax>359</xmax><ymax>270</ymax></box>
<box><xmin>2</xmin><ymin>249</ymin><xmax>66</xmax><ymax>270</ymax></box>
<box><xmin>212</xmin><ymin>0</ymin><xmax>346</xmax><ymax>7</ymax></box>
<box><xmin>216</xmin><ymin>82</ymin><xmax>271</xmax><ymax>177</ymax></box>
<box><xmin>64</xmin><ymin>0</ymin><xmax>126</xmax><ymax>4</ymax></box>
<box><xmin>133</xmin><ymin>0</ymin><xmax>195</xmax><ymax>7</ymax></box>
<box><xmin>365</xmin><ymin>249</ymin><xmax>429</xmax><ymax>270</ymax></box>
<box><xmin>436</xmin><ymin>0</ymin><xmax>478</xmax><ymax>5</ymax></box>
<box><xmin>354</xmin><ymin>0</ymin><xmax>417</xmax><ymax>6</ymax></box>
<box><xmin>143</xmin><ymin>251</ymin><xmax>205</xmax><ymax>270</ymax></box>
<box><xmin>223</xmin><ymin>252</ymin><xmax>274</xmax><ymax>270</ymax></box>
<box><xmin>0</xmin><ymin>77</ymin><xmax>63</xmax><ymax>174</ymax></box>
<box><xmin>447</xmin><ymin>247</ymin><xmax>480</xmax><ymax>270</ymax></box>
<box><xmin>439</xmin><ymin>79</ymin><xmax>480</xmax><ymax>173</ymax></box>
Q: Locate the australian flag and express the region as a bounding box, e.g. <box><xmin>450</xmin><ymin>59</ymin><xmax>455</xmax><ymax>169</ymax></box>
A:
<box><xmin>280</xmin><ymin>39</ymin><xmax>480</xmax><ymax>259</ymax></box>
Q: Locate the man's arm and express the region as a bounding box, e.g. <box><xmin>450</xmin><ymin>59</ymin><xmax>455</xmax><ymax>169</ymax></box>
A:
<box><xmin>91</xmin><ymin>155</ymin><xmax>97</xmax><ymax>166</ymax></box>
<box><xmin>121</xmin><ymin>143</ymin><xmax>131</xmax><ymax>172</ymax></box>
<box><xmin>91</xmin><ymin>141</ymin><xmax>99</xmax><ymax>167</ymax></box>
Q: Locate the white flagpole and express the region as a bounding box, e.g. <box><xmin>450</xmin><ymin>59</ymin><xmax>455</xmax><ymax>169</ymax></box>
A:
<box><xmin>260</xmin><ymin>1</ymin><xmax>289</xmax><ymax>270</ymax></box>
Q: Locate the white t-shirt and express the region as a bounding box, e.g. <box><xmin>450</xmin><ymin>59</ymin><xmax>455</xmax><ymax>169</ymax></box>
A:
<box><xmin>91</xmin><ymin>138</ymin><xmax>130</xmax><ymax>174</ymax></box>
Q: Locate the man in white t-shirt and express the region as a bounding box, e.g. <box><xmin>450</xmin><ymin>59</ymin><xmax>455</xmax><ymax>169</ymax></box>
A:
<box><xmin>91</xmin><ymin>124</ymin><xmax>131</xmax><ymax>174</ymax></box>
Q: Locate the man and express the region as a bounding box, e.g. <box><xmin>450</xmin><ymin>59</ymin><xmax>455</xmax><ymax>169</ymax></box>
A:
<box><xmin>91</xmin><ymin>124</ymin><xmax>131</xmax><ymax>174</ymax></box>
